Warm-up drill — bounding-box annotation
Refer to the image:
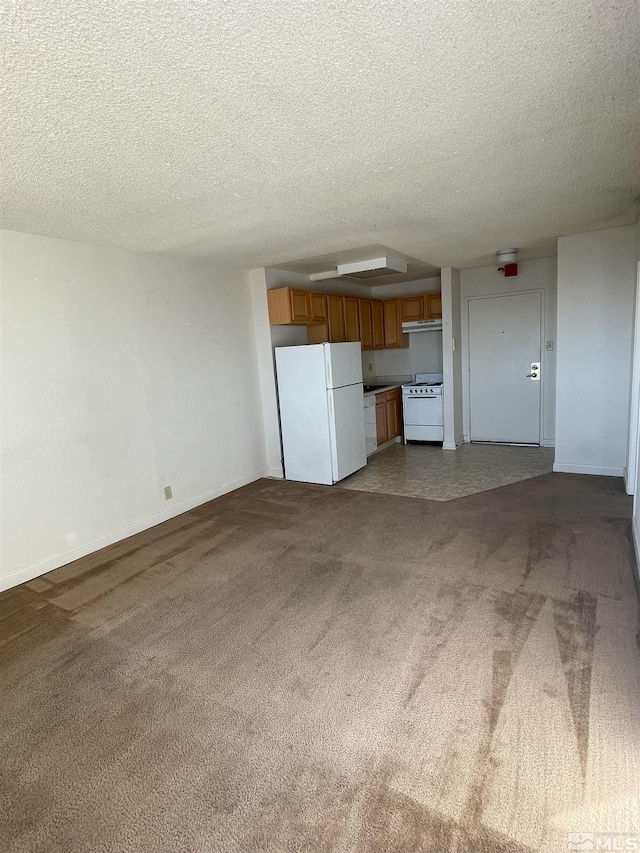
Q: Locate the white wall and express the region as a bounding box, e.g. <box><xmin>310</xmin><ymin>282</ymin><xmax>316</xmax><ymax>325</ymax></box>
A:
<box><xmin>631</xmin><ymin>261</ymin><xmax>640</xmax><ymax>582</ymax></box>
<box><xmin>555</xmin><ymin>225</ymin><xmax>637</xmax><ymax>476</ymax></box>
<box><xmin>249</xmin><ymin>268</ymin><xmax>284</xmax><ymax>478</ymax></box>
<box><xmin>460</xmin><ymin>257</ymin><xmax>557</xmax><ymax>446</ymax></box>
<box><xmin>373</xmin><ymin>331</ymin><xmax>443</xmax><ymax>378</ymax></box>
<box><xmin>441</xmin><ymin>268</ymin><xmax>464</xmax><ymax>449</ymax></box>
<box><xmin>625</xmin><ymin>257</ymin><xmax>640</xmax><ymax>495</ymax></box>
<box><xmin>0</xmin><ymin>230</ymin><xmax>268</xmax><ymax>590</ymax></box>
<box><xmin>370</xmin><ymin>277</ymin><xmax>440</xmax><ymax>299</ymax></box>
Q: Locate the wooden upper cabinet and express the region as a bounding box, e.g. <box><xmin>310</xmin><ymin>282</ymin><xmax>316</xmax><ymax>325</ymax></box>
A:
<box><xmin>402</xmin><ymin>295</ymin><xmax>425</xmax><ymax>322</ymax></box>
<box><xmin>309</xmin><ymin>291</ymin><xmax>327</xmax><ymax>323</ymax></box>
<box><xmin>344</xmin><ymin>297</ymin><xmax>360</xmax><ymax>343</ymax></box>
<box><xmin>289</xmin><ymin>289</ymin><xmax>311</xmax><ymax>323</ymax></box>
<box><xmin>372</xmin><ymin>300</ymin><xmax>385</xmax><ymax>349</ymax></box>
<box><xmin>400</xmin><ymin>291</ymin><xmax>441</xmax><ymax>322</ymax></box>
<box><xmin>268</xmin><ymin>287</ymin><xmax>328</xmax><ymax>325</ymax></box>
<box><xmin>383</xmin><ymin>299</ymin><xmax>409</xmax><ymax>349</ymax></box>
<box><xmin>326</xmin><ymin>293</ymin><xmax>346</xmax><ymax>343</ymax></box>
<box><xmin>268</xmin><ymin>285</ymin><xmax>437</xmax><ymax>346</ymax></box>
<box><xmin>426</xmin><ymin>292</ymin><xmax>442</xmax><ymax>319</ymax></box>
<box><xmin>359</xmin><ymin>299</ymin><xmax>373</xmax><ymax>350</ymax></box>
<box><xmin>268</xmin><ymin>287</ymin><xmax>307</xmax><ymax>324</ymax></box>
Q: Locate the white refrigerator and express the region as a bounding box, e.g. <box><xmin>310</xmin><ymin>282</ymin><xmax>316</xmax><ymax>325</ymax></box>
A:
<box><xmin>275</xmin><ymin>342</ymin><xmax>367</xmax><ymax>485</ymax></box>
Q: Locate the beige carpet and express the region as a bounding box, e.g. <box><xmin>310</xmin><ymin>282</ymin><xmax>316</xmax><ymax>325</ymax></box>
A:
<box><xmin>1</xmin><ymin>474</ymin><xmax>639</xmax><ymax>852</ymax></box>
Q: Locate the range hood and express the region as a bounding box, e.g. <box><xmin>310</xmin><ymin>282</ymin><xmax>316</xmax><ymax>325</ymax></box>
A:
<box><xmin>402</xmin><ymin>319</ymin><xmax>443</xmax><ymax>333</ymax></box>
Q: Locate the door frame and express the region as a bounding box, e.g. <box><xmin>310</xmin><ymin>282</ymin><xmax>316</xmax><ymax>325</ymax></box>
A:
<box><xmin>464</xmin><ymin>288</ymin><xmax>546</xmax><ymax>445</ymax></box>
<box><xmin>625</xmin><ymin>261</ymin><xmax>640</xmax><ymax>495</ymax></box>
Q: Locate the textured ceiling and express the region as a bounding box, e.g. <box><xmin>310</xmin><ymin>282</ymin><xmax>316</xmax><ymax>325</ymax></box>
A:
<box><xmin>1</xmin><ymin>0</ymin><xmax>638</xmax><ymax>270</ymax></box>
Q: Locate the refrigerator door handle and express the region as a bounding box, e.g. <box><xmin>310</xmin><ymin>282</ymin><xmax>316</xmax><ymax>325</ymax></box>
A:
<box><xmin>328</xmin><ymin>393</ymin><xmax>333</xmax><ymax>416</ymax></box>
<box><xmin>326</xmin><ymin>363</ymin><xmax>331</xmax><ymax>388</ymax></box>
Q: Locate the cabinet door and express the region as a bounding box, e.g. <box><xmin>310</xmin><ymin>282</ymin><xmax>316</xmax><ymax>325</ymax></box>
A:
<box><xmin>309</xmin><ymin>291</ymin><xmax>327</xmax><ymax>323</ymax></box>
<box><xmin>376</xmin><ymin>400</ymin><xmax>388</xmax><ymax>445</ymax></box>
<box><xmin>396</xmin><ymin>391</ymin><xmax>403</xmax><ymax>440</ymax></box>
<box><xmin>307</xmin><ymin>324</ymin><xmax>329</xmax><ymax>344</ymax></box>
<box><xmin>426</xmin><ymin>293</ymin><xmax>442</xmax><ymax>319</ymax></box>
<box><xmin>372</xmin><ymin>300</ymin><xmax>385</xmax><ymax>349</ymax></box>
<box><xmin>383</xmin><ymin>299</ymin><xmax>402</xmax><ymax>348</ymax></box>
<box><xmin>344</xmin><ymin>297</ymin><xmax>360</xmax><ymax>343</ymax></box>
<box><xmin>402</xmin><ymin>295</ymin><xmax>425</xmax><ymax>322</ymax></box>
<box><xmin>326</xmin><ymin>294</ymin><xmax>346</xmax><ymax>343</ymax></box>
<box><xmin>359</xmin><ymin>299</ymin><xmax>373</xmax><ymax>350</ymax></box>
<box><xmin>384</xmin><ymin>389</ymin><xmax>402</xmax><ymax>439</ymax></box>
<box><xmin>290</xmin><ymin>289</ymin><xmax>312</xmax><ymax>323</ymax></box>
<box><xmin>385</xmin><ymin>398</ymin><xmax>399</xmax><ymax>440</ymax></box>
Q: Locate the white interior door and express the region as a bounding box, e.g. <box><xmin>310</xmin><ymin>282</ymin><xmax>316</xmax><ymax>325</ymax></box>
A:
<box><xmin>468</xmin><ymin>291</ymin><xmax>542</xmax><ymax>444</ymax></box>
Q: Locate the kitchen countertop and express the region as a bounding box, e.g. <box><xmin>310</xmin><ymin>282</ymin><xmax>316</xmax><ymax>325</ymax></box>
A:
<box><xmin>363</xmin><ymin>382</ymin><xmax>403</xmax><ymax>398</ymax></box>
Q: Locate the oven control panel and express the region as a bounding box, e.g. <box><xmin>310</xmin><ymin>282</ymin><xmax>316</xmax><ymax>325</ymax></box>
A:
<box><xmin>402</xmin><ymin>384</ymin><xmax>443</xmax><ymax>396</ymax></box>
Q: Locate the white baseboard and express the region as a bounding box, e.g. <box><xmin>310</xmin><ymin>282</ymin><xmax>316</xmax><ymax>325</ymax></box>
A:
<box><xmin>0</xmin><ymin>467</ymin><xmax>270</xmax><ymax>592</ymax></box>
<box><xmin>552</xmin><ymin>462</ymin><xmax>625</xmax><ymax>477</ymax></box>
<box><xmin>368</xmin><ymin>436</ymin><xmax>401</xmax><ymax>456</ymax></box>
<box><xmin>632</xmin><ymin>513</ymin><xmax>640</xmax><ymax>586</ymax></box>
<box><xmin>443</xmin><ymin>435</ymin><xmax>464</xmax><ymax>450</ymax></box>
<box><xmin>541</xmin><ymin>439</ymin><xmax>555</xmax><ymax>448</ymax></box>
<box><xmin>268</xmin><ymin>466</ymin><xmax>284</xmax><ymax>478</ymax></box>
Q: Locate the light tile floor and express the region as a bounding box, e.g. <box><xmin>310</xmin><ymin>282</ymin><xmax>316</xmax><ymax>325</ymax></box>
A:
<box><xmin>338</xmin><ymin>442</ymin><xmax>556</xmax><ymax>502</ymax></box>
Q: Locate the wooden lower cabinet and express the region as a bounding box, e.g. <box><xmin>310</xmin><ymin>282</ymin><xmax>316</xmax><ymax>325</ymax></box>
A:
<box><xmin>375</xmin><ymin>388</ymin><xmax>402</xmax><ymax>445</ymax></box>
<box><xmin>375</xmin><ymin>398</ymin><xmax>388</xmax><ymax>445</ymax></box>
<box><xmin>386</xmin><ymin>396</ymin><xmax>399</xmax><ymax>440</ymax></box>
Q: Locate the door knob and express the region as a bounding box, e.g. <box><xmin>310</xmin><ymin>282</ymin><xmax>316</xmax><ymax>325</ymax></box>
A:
<box><xmin>527</xmin><ymin>373</ymin><xmax>538</xmax><ymax>378</ymax></box>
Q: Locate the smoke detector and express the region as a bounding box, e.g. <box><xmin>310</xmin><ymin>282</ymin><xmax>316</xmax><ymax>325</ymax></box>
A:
<box><xmin>497</xmin><ymin>249</ymin><xmax>518</xmax><ymax>264</ymax></box>
<box><xmin>497</xmin><ymin>248</ymin><xmax>518</xmax><ymax>277</ymax></box>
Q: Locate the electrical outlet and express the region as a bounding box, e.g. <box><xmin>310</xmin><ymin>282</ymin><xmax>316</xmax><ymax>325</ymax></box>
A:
<box><xmin>368</xmin><ymin>362</ymin><xmax>373</xmax><ymax>372</ymax></box>
<box><xmin>546</xmin><ymin>340</ymin><xmax>554</xmax><ymax>351</ymax></box>
<box><xmin>163</xmin><ymin>486</ymin><xmax>173</xmax><ymax>500</ymax></box>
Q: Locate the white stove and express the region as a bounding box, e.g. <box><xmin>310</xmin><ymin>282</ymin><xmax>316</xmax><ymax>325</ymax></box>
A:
<box><xmin>402</xmin><ymin>372</ymin><xmax>444</xmax><ymax>443</ymax></box>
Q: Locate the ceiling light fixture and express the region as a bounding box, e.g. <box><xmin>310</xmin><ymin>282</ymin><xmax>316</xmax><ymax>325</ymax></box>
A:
<box><xmin>336</xmin><ymin>256</ymin><xmax>407</xmax><ymax>279</ymax></box>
